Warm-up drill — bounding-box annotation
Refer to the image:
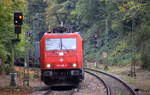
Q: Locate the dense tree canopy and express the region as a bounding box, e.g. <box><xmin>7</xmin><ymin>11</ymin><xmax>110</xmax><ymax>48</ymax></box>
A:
<box><xmin>44</xmin><ymin>0</ymin><xmax>150</xmax><ymax>69</ymax></box>
<box><xmin>0</xmin><ymin>0</ymin><xmax>149</xmax><ymax>70</ymax></box>
<box><xmin>0</xmin><ymin>0</ymin><xmax>27</xmax><ymax>62</ymax></box>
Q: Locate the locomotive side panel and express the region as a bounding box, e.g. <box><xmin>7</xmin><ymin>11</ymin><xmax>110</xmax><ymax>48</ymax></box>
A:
<box><xmin>76</xmin><ymin>34</ymin><xmax>83</xmax><ymax>68</ymax></box>
<box><xmin>40</xmin><ymin>36</ymin><xmax>45</xmax><ymax>69</ymax></box>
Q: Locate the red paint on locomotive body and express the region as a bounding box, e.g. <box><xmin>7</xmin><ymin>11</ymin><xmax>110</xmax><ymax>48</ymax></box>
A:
<box><xmin>40</xmin><ymin>32</ymin><xmax>83</xmax><ymax>70</ymax></box>
<box><xmin>40</xmin><ymin>32</ymin><xmax>84</xmax><ymax>85</ymax></box>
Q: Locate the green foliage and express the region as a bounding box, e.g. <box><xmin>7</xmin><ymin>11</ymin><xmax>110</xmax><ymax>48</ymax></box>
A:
<box><xmin>0</xmin><ymin>0</ymin><xmax>149</xmax><ymax>70</ymax></box>
<box><xmin>0</xmin><ymin>64</ymin><xmax>14</xmax><ymax>75</ymax></box>
<box><xmin>4</xmin><ymin>64</ymin><xmax>14</xmax><ymax>75</ymax></box>
<box><xmin>0</xmin><ymin>65</ymin><xmax>4</xmax><ymax>75</ymax></box>
<box><xmin>0</xmin><ymin>0</ymin><xmax>27</xmax><ymax>71</ymax></box>
<box><xmin>141</xmin><ymin>54</ymin><xmax>150</xmax><ymax>70</ymax></box>
<box><xmin>76</xmin><ymin>0</ymin><xmax>102</xmax><ymax>25</ymax></box>
<box><xmin>73</xmin><ymin>0</ymin><xmax>150</xmax><ymax>68</ymax></box>
<box><xmin>119</xmin><ymin>1</ymin><xmax>144</xmax><ymax>20</ymax></box>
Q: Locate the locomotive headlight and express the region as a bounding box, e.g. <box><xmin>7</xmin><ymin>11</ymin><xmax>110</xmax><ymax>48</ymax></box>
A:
<box><xmin>72</xmin><ymin>63</ymin><xmax>77</xmax><ymax>67</ymax></box>
<box><xmin>59</xmin><ymin>52</ymin><xmax>64</xmax><ymax>56</ymax></box>
<box><xmin>46</xmin><ymin>64</ymin><xmax>51</xmax><ymax>68</ymax></box>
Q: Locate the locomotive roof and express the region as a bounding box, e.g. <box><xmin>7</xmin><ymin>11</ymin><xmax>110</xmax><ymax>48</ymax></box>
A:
<box><xmin>40</xmin><ymin>32</ymin><xmax>83</xmax><ymax>42</ymax></box>
<box><xmin>44</xmin><ymin>32</ymin><xmax>80</xmax><ymax>35</ymax></box>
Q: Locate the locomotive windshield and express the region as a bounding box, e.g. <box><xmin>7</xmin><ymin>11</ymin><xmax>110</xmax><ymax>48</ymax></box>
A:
<box><xmin>46</xmin><ymin>38</ymin><xmax>76</xmax><ymax>50</ymax></box>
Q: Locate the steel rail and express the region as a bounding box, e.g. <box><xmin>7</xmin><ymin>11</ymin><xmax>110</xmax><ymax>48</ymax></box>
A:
<box><xmin>85</xmin><ymin>70</ymin><xmax>111</xmax><ymax>95</ymax></box>
<box><xmin>69</xmin><ymin>88</ymin><xmax>79</xmax><ymax>95</ymax></box>
<box><xmin>43</xmin><ymin>90</ymin><xmax>52</xmax><ymax>95</ymax></box>
<box><xmin>84</xmin><ymin>68</ymin><xmax>137</xmax><ymax>95</ymax></box>
<box><xmin>42</xmin><ymin>86</ymin><xmax>79</xmax><ymax>95</ymax></box>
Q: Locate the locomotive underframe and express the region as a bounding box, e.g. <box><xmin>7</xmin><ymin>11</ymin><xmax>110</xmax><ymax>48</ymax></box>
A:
<box><xmin>41</xmin><ymin>69</ymin><xmax>84</xmax><ymax>86</ymax></box>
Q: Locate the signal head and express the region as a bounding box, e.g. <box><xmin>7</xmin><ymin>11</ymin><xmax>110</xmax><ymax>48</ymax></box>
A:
<box><xmin>14</xmin><ymin>12</ymin><xmax>23</xmax><ymax>25</ymax></box>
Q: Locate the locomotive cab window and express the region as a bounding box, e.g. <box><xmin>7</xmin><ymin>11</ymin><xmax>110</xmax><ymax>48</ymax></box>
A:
<box><xmin>46</xmin><ymin>38</ymin><xmax>76</xmax><ymax>50</ymax></box>
<box><xmin>46</xmin><ymin>39</ymin><xmax>60</xmax><ymax>50</ymax></box>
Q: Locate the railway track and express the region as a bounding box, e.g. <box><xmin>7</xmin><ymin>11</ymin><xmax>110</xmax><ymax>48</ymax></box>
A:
<box><xmin>31</xmin><ymin>86</ymin><xmax>79</xmax><ymax>95</ymax></box>
<box><xmin>43</xmin><ymin>90</ymin><xmax>51</xmax><ymax>95</ymax></box>
<box><xmin>85</xmin><ymin>70</ymin><xmax>111</xmax><ymax>95</ymax></box>
<box><xmin>43</xmin><ymin>88</ymin><xmax>79</xmax><ymax>95</ymax></box>
<box><xmin>31</xmin><ymin>68</ymin><xmax>137</xmax><ymax>95</ymax></box>
<box><xmin>84</xmin><ymin>68</ymin><xmax>137</xmax><ymax>95</ymax></box>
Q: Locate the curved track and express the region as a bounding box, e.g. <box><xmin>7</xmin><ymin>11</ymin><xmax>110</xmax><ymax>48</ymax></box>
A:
<box><xmin>85</xmin><ymin>68</ymin><xmax>137</xmax><ymax>95</ymax></box>
<box><xmin>85</xmin><ymin>71</ymin><xmax>111</xmax><ymax>95</ymax></box>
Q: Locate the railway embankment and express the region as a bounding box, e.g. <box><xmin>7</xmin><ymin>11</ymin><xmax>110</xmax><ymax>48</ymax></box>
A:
<box><xmin>101</xmin><ymin>65</ymin><xmax>150</xmax><ymax>95</ymax></box>
<box><xmin>0</xmin><ymin>66</ymin><xmax>150</xmax><ymax>95</ymax></box>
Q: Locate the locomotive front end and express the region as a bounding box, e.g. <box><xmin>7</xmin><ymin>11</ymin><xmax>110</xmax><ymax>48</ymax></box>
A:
<box><xmin>40</xmin><ymin>33</ymin><xmax>84</xmax><ymax>86</ymax></box>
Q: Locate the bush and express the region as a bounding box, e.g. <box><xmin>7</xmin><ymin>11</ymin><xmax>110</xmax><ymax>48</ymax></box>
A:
<box><xmin>0</xmin><ymin>65</ymin><xmax>4</xmax><ymax>75</ymax></box>
<box><xmin>4</xmin><ymin>64</ymin><xmax>14</xmax><ymax>75</ymax></box>
<box><xmin>0</xmin><ymin>64</ymin><xmax>14</xmax><ymax>75</ymax></box>
<box><xmin>141</xmin><ymin>54</ymin><xmax>150</xmax><ymax>70</ymax></box>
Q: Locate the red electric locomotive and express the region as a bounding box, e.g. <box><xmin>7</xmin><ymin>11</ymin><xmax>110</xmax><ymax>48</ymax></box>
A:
<box><xmin>40</xmin><ymin>27</ymin><xmax>84</xmax><ymax>86</ymax></box>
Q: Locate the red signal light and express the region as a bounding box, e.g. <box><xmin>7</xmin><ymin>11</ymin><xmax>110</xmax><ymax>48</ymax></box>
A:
<box><xmin>19</xmin><ymin>16</ymin><xmax>23</xmax><ymax>19</ymax></box>
<box><xmin>14</xmin><ymin>12</ymin><xmax>23</xmax><ymax>25</ymax></box>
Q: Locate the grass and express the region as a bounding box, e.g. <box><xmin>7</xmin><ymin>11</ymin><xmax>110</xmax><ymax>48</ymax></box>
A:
<box><xmin>86</xmin><ymin>63</ymin><xmax>150</xmax><ymax>95</ymax></box>
<box><xmin>106</xmin><ymin>65</ymin><xmax>150</xmax><ymax>95</ymax></box>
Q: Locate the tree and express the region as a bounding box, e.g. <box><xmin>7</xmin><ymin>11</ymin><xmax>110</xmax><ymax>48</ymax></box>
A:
<box><xmin>0</xmin><ymin>0</ymin><xmax>28</xmax><ymax>74</ymax></box>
